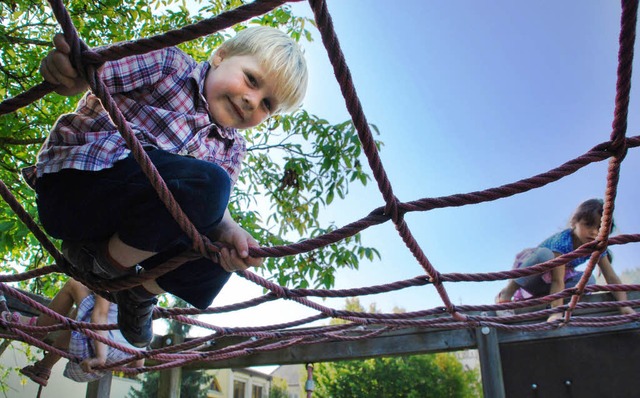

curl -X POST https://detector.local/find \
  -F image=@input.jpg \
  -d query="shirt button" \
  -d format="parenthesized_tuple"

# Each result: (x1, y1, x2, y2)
(178, 148, 188, 156)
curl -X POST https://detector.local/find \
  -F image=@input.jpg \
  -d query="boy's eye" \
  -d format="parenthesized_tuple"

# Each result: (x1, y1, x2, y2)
(263, 99, 272, 112)
(246, 72, 257, 87)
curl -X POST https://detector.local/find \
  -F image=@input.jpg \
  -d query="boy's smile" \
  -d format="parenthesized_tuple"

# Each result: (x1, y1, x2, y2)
(204, 52, 277, 129)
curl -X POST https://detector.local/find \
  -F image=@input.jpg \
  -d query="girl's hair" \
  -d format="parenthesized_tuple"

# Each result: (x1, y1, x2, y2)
(211, 26, 308, 114)
(570, 198, 616, 231)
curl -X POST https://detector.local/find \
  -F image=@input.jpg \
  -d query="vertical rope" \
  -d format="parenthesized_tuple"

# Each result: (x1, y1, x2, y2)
(566, 0, 637, 319)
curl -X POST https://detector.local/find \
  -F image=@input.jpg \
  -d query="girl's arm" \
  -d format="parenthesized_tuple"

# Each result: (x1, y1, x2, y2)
(547, 263, 566, 322)
(80, 295, 111, 373)
(598, 254, 634, 315)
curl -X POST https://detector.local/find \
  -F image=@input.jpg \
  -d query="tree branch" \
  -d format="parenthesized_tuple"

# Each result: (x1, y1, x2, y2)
(0, 34, 51, 47)
(0, 137, 44, 146)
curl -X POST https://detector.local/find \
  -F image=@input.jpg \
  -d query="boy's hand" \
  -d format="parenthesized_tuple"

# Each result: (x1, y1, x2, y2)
(40, 33, 89, 96)
(211, 210, 263, 272)
(80, 356, 106, 373)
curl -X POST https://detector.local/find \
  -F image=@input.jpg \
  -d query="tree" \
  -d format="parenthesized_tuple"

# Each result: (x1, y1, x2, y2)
(314, 354, 482, 398)
(315, 299, 482, 398)
(127, 369, 215, 398)
(269, 376, 290, 398)
(620, 267, 640, 284)
(0, 0, 380, 295)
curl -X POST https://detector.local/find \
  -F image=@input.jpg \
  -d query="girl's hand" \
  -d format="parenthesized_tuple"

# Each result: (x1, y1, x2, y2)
(80, 356, 106, 373)
(547, 312, 564, 323)
(40, 33, 89, 96)
(620, 306, 635, 316)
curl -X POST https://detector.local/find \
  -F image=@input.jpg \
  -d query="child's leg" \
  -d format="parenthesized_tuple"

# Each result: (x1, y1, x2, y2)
(37, 279, 89, 327)
(37, 150, 230, 268)
(497, 248, 556, 301)
(513, 248, 555, 297)
(39, 150, 231, 347)
(20, 329, 70, 387)
(152, 255, 230, 310)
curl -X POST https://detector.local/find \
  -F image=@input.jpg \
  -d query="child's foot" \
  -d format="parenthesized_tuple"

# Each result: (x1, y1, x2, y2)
(113, 288, 157, 348)
(61, 240, 134, 281)
(0, 310, 43, 335)
(1, 311, 37, 325)
(20, 363, 51, 387)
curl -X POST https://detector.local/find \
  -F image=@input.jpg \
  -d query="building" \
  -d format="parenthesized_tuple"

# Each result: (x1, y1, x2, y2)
(0, 340, 271, 398)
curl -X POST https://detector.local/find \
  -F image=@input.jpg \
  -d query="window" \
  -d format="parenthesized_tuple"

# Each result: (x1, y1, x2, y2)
(209, 376, 222, 392)
(252, 385, 263, 398)
(233, 380, 246, 398)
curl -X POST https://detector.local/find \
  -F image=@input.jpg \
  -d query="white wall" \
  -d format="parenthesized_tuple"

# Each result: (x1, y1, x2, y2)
(0, 341, 141, 397)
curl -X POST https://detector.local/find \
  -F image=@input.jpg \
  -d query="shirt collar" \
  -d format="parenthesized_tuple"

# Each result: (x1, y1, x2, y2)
(190, 61, 237, 140)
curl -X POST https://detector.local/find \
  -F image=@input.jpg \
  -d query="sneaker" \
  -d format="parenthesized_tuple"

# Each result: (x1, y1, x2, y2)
(113, 289, 156, 348)
(61, 241, 133, 280)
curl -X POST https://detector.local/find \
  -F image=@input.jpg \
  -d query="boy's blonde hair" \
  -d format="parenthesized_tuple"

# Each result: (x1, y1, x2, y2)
(211, 26, 308, 114)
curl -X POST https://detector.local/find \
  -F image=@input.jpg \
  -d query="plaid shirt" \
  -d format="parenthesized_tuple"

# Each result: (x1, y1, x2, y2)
(31, 47, 246, 187)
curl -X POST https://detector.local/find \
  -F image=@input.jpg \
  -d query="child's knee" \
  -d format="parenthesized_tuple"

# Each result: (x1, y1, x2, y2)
(64, 279, 90, 303)
(180, 165, 231, 228)
(525, 247, 555, 266)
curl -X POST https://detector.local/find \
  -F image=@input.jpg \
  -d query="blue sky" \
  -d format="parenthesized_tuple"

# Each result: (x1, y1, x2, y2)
(199, 1, 639, 335)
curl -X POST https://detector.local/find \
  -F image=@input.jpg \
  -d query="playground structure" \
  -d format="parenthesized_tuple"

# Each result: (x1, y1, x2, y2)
(0, 0, 639, 397)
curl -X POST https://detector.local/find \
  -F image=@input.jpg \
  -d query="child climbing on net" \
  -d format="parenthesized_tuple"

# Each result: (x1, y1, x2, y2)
(495, 198, 634, 322)
(0, 278, 143, 387)
(25, 26, 308, 348)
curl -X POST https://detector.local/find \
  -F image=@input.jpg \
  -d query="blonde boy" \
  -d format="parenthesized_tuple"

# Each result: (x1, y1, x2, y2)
(32, 26, 308, 347)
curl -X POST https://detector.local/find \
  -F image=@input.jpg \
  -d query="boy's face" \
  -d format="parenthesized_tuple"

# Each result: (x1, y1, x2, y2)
(205, 52, 277, 129)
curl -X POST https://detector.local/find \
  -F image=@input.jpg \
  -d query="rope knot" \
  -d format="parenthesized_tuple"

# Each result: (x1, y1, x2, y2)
(606, 136, 629, 159)
(272, 285, 290, 299)
(383, 196, 404, 225)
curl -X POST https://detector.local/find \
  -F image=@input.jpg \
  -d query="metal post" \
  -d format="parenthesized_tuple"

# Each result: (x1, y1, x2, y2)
(305, 363, 315, 398)
(475, 326, 506, 398)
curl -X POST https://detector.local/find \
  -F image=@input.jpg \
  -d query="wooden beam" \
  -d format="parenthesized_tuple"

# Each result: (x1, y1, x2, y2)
(183, 292, 640, 369)
(158, 333, 184, 398)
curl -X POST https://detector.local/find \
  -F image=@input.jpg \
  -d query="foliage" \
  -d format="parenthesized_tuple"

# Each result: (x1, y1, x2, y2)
(0, 0, 381, 295)
(314, 354, 482, 398)
(127, 368, 214, 398)
(269, 376, 290, 398)
(620, 266, 640, 284)
(315, 299, 482, 398)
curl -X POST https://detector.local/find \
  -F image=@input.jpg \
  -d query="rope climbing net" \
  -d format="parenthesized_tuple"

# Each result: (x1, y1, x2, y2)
(1, 0, 640, 376)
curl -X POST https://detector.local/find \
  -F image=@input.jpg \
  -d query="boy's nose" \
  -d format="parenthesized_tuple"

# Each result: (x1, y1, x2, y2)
(242, 92, 258, 110)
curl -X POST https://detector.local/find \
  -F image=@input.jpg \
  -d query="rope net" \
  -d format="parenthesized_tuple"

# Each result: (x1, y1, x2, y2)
(0, 0, 639, 376)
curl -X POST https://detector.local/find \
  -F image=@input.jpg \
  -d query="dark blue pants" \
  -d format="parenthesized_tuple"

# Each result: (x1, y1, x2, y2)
(35, 149, 232, 309)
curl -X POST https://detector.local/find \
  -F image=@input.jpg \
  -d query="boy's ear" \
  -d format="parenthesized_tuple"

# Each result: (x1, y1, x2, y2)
(212, 49, 226, 67)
